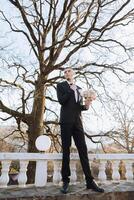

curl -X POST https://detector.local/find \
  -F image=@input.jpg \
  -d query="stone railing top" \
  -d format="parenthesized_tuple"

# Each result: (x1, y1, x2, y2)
(0, 153, 134, 161)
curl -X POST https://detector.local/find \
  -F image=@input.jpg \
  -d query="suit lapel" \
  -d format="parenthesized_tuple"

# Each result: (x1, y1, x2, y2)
(76, 86, 82, 102)
(64, 81, 70, 89)
(64, 81, 77, 102)
(63, 81, 82, 102)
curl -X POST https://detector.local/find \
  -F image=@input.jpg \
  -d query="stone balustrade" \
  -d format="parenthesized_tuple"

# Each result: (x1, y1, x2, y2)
(0, 153, 133, 188)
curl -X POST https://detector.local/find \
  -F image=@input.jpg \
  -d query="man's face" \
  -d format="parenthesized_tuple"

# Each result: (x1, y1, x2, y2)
(64, 68, 74, 81)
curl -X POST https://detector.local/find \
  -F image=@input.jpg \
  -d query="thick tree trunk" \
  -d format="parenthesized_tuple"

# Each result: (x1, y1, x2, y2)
(27, 78, 46, 183)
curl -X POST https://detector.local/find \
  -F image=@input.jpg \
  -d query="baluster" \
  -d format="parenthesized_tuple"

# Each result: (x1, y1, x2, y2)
(35, 160, 47, 187)
(18, 160, 29, 187)
(112, 160, 120, 181)
(70, 161, 77, 184)
(98, 160, 107, 181)
(53, 161, 61, 184)
(125, 160, 133, 181)
(0, 160, 11, 187)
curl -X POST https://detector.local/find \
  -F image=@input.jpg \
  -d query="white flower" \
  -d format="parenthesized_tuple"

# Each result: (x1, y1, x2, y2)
(81, 89, 96, 101)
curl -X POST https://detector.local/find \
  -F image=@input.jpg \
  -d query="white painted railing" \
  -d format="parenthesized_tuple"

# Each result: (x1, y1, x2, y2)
(0, 153, 134, 188)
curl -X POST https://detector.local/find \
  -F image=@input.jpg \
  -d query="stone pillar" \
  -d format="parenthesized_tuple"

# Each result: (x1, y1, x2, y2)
(35, 160, 48, 187)
(98, 160, 107, 181)
(53, 161, 61, 184)
(125, 161, 133, 181)
(0, 160, 11, 187)
(70, 161, 77, 184)
(112, 161, 120, 181)
(18, 160, 29, 187)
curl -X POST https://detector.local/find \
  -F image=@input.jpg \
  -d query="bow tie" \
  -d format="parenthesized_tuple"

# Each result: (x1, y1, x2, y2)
(70, 83, 73, 85)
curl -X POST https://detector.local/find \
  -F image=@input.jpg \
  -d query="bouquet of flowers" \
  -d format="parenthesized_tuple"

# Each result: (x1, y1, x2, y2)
(81, 89, 96, 102)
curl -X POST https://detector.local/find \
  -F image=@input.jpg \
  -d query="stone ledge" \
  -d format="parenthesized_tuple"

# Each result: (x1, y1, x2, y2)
(0, 182, 133, 200)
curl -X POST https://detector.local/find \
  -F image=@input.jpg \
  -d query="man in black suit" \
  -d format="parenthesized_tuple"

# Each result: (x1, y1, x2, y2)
(57, 67, 104, 193)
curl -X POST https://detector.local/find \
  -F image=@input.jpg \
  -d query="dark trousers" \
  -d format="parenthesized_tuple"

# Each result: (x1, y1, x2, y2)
(60, 118, 94, 183)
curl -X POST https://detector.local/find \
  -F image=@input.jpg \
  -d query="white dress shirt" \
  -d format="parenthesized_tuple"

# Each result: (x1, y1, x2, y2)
(67, 81, 79, 102)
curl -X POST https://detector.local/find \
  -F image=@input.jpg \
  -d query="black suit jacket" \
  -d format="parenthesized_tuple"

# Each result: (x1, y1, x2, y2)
(57, 81, 87, 123)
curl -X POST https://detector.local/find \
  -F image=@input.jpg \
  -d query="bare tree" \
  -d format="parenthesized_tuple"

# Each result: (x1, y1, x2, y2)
(0, 0, 134, 181)
(104, 96, 134, 153)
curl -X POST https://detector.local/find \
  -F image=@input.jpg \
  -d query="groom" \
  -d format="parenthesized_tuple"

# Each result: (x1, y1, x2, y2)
(57, 67, 104, 194)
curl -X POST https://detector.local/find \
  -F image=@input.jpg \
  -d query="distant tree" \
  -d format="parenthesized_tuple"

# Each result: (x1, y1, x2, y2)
(101, 96, 134, 153)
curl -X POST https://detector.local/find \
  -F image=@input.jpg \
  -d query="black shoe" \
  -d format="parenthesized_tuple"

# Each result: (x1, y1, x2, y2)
(60, 182, 69, 194)
(86, 180, 104, 193)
